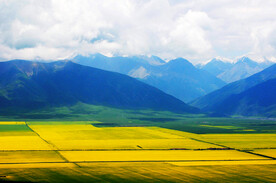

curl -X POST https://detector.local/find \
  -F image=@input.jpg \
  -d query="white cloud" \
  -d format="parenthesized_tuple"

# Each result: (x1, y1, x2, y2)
(0, 0, 276, 63)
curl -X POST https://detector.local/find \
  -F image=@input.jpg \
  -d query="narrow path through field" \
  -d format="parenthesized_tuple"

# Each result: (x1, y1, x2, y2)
(189, 137, 276, 160)
(25, 122, 81, 167)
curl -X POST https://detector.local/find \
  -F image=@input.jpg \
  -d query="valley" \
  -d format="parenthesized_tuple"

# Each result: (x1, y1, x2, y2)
(0, 59, 275, 182)
(1, 1, 276, 182)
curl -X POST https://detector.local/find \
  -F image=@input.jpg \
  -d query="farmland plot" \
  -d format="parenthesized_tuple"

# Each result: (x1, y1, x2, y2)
(28, 124, 219, 150)
(0, 121, 275, 183)
(0, 123, 52, 150)
(0, 151, 64, 164)
(60, 150, 267, 162)
(253, 149, 276, 158)
(199, 134, 276, 149)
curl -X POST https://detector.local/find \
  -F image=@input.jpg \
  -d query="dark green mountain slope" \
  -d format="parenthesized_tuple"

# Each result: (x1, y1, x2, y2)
(190, 63, 276, 112)
(215, 78, 276, 117)
(0, 60, 198, 113)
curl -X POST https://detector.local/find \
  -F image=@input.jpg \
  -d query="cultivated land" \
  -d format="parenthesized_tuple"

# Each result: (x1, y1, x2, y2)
(0, 117, 276, 182)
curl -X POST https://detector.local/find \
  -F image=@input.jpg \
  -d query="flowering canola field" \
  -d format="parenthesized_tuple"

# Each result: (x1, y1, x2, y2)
(28, 124, 220, 150)
(0, 121, 275, 182)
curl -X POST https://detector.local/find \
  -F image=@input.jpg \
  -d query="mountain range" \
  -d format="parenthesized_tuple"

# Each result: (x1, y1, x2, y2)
(200, 57, 274, 83)
(0, 60, 198, 114)
(73, 54, 225, 102)
(191, 63, 276, 117)
(1, 55, 275, 118)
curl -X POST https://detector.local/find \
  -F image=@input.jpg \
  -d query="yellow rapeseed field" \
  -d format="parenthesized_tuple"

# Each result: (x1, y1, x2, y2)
(199, 134, 276, 149)
(145, 127, 200, 138)
(59, 150, 266, 162)
(0, 121, 275, 182)
(0, 122, 26, 125)
(0, 151, 65, 164)
(169, 160, 276, 166)
(0, 123, 53, 150)
(0, 136, 53, 150)
(29, 125, 182, 140)
(51, 138, 219, 150)
(253, 149, 276, 158)
(28, 124, 218, 150)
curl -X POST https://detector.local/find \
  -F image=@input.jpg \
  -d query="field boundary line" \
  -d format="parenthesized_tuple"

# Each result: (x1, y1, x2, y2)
(25, 122, 58, 150)
(189, 138, 231, 148)
(238, 150, 276, 160)
(189, 137, 276, 160)
(24, 122, 81, 168)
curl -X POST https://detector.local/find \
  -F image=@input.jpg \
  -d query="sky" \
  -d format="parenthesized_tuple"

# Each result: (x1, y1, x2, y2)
(1, 0, 276, 64)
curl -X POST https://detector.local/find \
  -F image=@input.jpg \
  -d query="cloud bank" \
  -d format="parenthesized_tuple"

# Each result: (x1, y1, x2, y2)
(1, 0, 276, 63)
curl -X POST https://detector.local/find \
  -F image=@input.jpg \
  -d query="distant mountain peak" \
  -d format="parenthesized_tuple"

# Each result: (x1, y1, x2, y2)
(201, 56, 274, 83)
(236, 56, 258, 64)
(212, 56, 233, 63)
(148, 55, 166, 65)
(201, 58, 233, 77)
(237, 56, 252, 62)
(209, 58, 223, 63)
(131, 55, 165, 66)
(235, 57, 259, 68)
(168, 58, 193, 66)
(207, 58, 232, 65)
(165, 58, 195, 72)
(73, 53, 107, 60)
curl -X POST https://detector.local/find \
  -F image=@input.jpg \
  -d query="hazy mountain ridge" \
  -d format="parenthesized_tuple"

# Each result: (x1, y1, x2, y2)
(74, 54, 225, 102)
(0, 60, 198, 114)
(201, 57, 274, 83)
(140, 58, 226, 102)
(200, 58, 234, 76)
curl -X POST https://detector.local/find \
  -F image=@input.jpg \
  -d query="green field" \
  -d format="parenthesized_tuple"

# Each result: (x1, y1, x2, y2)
(2, 103, 276, 134)
(0, 118, 275, 182)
